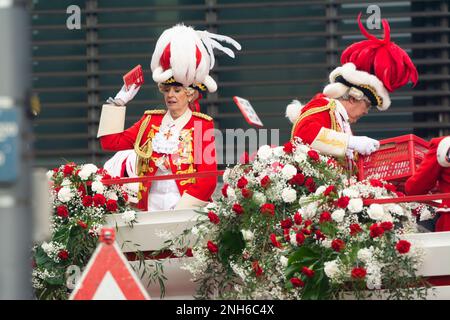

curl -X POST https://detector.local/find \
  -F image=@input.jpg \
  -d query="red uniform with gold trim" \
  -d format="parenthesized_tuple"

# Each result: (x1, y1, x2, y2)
(405, 137, 450, 232)
(100, 109, 217, 211)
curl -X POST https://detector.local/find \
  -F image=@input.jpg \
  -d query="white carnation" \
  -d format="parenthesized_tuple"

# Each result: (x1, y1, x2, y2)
(78, 164, 97, 180)
(331, 209, 345, 223)
(273, 146, 285, 157)
(91, 180, 105, 194)
(253, 192, 267, 205)
(257, 145, 272, 160)
(303, 202, 318, 219)
(121, 210, 136, 223)
(57, 187, 73, 203)
(367, 204, 384, 221)
(281, 164, 297, 180)
(324, 260, 340, 279)
(348, 198, 363, 213)
(357, 248, 373, 263)
(241, 229, 254, 241)
(281, 188, 297, 203)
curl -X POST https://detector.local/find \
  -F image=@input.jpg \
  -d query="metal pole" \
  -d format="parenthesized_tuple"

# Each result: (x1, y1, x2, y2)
(0, 0, 33, 299)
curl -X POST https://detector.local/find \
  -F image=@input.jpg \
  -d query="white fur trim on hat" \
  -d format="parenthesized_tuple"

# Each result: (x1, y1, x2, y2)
(326, 63, 391, 111)
(285, 100, 303, 124)
(437, 137, 450, 167)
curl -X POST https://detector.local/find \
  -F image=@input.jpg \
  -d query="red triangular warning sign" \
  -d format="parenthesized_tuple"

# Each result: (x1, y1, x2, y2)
(69, 228, 150, 300)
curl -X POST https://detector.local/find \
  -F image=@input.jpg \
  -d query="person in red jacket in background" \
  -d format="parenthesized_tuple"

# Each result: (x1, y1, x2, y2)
(97, 24, 241, 211)
(405, 137, 450, 232)
(286, 14, 418, 173)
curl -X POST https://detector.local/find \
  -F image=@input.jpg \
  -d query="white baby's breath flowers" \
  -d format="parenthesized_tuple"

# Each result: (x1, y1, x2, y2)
(105, 190, 118, 201)
(257, 145, 272, 160)
(343, 188, 360, 199)
(281, 188, 297, 203)
(419, 207, 433, 221)
(272, 146, 285, 157)
(61, 179, 71, 186)
(331, 209, 345, 223)
(46, 170, 54, 180)
(348, 198, 363, 213)
(280, 256, 288, 268)
(253, 191, 267, 205)
(121, 210, 136, 223)
(315, 186, 327, 196)
(226, 186, 236, 200)
(281, 164, 297, 180)
(57, 187, 73, 203)
(367, 203, 385, 221)
(293, 152, 307, 163)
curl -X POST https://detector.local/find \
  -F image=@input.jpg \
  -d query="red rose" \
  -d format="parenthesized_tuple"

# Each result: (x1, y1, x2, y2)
(260, 176, 271, 188)
(280, 218, 293, 229)
(270, 234, 282, 248)
(289, 173, 305, 186)
(106, 199, 118, 212)
(349, 223, 362, 236)
(221, 184, 229, 197)
(82, 195, 93, 207)
(58, 250, 69, 260)
(93, 194, 106, 207)
(351, 267, 367, 279)
(369, 179, 383, 188)
(301, 266, 315, 278)
(304, 220, 313, 227)
(241, 188, 253, 199)
(77, 220, 87, 229)
(336, 196, 350, 209)
(237, 177, 248, 189)
(290, 277, 305, 288)
(63, 164, 75, 177)
(207, 241, 218, 254)
(331, 239, 345, 252)
(260, 203, 275, 216)
(208, 211, 220, 225)
(396, 240, 411, 254)
(323, 185, 336, 197)
(296, 232, 305, 245)
(305, 177, 316, 192)
(56, 205, 69, 218)
(315, 229, 326, 241)
(384, 183, 397, 192)
(294, 212, 303, 225)
(307, 150, 320, 161)
(319, 211, 332, 223)
(252, 261, 263, 277)
(232, 203, 244, 215)
(369, 223, 385, 238)
(380, 221, 393, 231)
(283, 141, 294, 154)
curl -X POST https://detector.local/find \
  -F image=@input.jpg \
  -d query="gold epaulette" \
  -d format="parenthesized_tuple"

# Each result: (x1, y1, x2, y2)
(144, 109, 166, 115)
(192, 111, 213, 122)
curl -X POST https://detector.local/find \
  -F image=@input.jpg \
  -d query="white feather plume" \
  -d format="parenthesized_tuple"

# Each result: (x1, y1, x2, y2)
(285, 99, 304, 123)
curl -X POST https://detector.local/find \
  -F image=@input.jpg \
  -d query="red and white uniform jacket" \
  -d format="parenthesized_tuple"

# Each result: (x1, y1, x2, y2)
(405, 136, 450, 232)
(98, 105, 217, 211)
(290, 93, 355, 171)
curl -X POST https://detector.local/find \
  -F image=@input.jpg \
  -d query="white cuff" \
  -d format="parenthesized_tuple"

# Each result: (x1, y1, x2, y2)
(311, 127, 349, 158)
(97, 104, 126, 138)
(437, 137, 450, 167)
(174, 192, 208, 210)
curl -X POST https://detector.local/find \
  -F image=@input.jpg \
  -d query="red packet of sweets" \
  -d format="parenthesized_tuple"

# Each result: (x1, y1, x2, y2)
(123, 65, 144, 90)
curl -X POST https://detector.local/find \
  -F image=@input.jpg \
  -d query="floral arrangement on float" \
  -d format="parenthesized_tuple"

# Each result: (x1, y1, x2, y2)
(176, 139, 431, 300)
(32, 163, 138, 300)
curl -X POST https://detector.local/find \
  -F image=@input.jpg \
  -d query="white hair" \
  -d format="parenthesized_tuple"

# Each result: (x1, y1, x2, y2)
(323, 83, 370, 104)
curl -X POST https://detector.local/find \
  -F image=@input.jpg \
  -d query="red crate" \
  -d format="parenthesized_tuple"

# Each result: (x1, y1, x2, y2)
(357, 134, 429, 185)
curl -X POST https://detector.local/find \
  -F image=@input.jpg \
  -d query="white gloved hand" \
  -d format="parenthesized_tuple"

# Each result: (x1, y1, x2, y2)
(112, 84, 141, 106)
(348, 135, 380, 155)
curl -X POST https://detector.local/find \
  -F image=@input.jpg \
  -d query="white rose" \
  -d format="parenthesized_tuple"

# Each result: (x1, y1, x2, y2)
(257, 145, 272, 160)
(343, 188, 360, 199)
(91, 180, 105, 194)
(324, 260, 340, 279)
(293, 152, 307, 163)
(331, 209, 345, 223)
(280, 256, 288, 267)
(348, 198, 363, 213)
(281, 164, 297, 180)
(121, 210, 136, 223)
(367, 204, 384, 221)
(273, 146, 285, 157)
(357, 248, 373, 263)
(314, 186, 326, 196)
(57, 187, 73, 203)
(241, 229, 254, 241)
(253, 191, 267, 205)
(281, 188, 297, 203)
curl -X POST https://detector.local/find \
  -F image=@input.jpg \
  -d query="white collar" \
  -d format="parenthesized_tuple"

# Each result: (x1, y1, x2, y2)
(161, 108, 192, 132)
(333, 99, 350, 122)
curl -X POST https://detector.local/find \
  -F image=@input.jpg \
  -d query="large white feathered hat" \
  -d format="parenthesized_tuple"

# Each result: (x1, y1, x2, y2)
(150, 24, 241, 93)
